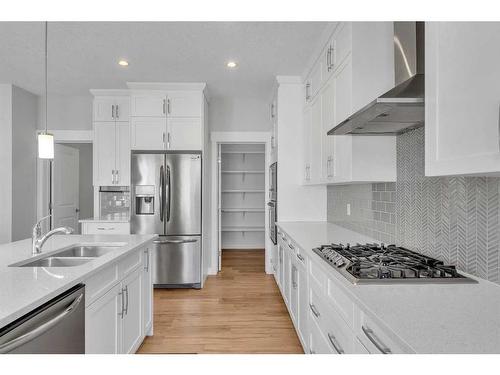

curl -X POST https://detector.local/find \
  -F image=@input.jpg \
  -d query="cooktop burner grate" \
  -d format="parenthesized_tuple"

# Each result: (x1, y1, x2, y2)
(312, 243, 476, 284)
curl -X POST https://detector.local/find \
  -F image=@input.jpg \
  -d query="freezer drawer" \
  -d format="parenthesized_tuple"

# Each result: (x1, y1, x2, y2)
(152, 235, 201, 288)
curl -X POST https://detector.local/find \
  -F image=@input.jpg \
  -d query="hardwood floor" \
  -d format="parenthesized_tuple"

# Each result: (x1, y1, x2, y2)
(137, 249, 303, 354)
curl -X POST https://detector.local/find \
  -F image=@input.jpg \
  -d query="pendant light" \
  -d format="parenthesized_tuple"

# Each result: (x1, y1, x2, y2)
(38, 21, 54, 159)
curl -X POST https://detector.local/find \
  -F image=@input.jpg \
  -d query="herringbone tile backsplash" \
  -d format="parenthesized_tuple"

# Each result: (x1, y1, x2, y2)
(327, 127, 500, 283)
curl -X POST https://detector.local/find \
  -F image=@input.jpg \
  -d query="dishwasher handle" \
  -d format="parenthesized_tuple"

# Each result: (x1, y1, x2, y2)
(0, 293, 84, 354)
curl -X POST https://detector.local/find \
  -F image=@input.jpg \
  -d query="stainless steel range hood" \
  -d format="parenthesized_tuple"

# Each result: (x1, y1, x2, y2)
(328, 22, 425, 136)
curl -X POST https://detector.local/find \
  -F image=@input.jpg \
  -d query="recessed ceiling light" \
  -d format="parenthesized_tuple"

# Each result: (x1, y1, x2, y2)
(118, 60, 129, 67)
(226, 61, 238, 68)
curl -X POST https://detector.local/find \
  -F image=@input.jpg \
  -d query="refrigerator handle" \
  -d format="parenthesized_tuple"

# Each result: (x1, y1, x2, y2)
(166, 165, 171, 222)
(159, 165, 164, 222)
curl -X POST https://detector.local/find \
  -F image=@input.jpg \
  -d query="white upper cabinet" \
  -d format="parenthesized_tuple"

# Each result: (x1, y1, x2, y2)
(114, 97, 131, 122)
(167, 91, 202, 117)
(309, 96, 323, 182)
(131, 94, 167, 117)
(302, 105, 312, 182)
(321, 79, 335, 181)
(129, 87, 205, 151)
(115, 122, 131, 185)
(94, 97, 116, 122)
(94, 96, 130, 122)
(94, 122, 117, 186)
(168, 118, 202, 150)
(307, 60, 323, 102)
(301, 22, 397, 185)
(130, 117, 166, 150)
(94, 121, 131, 186)
(425, 22, 500, 176)
(92, 92, 131, 187)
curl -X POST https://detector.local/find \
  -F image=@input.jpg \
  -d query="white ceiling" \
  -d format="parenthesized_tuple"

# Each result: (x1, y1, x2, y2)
(0, 22, 329, 99)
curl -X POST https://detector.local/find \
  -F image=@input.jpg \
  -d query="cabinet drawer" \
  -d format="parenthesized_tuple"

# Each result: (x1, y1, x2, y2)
(309, 259, 326, 292)
(118, 249, 143, 279)
(85, 263, 119, 306)
(309, 287, 355, 354)
(308, 313, 334, 354)
(83, 222, 130, 235)
(326, 276, 355, 329)
(355, 310, 413, 354)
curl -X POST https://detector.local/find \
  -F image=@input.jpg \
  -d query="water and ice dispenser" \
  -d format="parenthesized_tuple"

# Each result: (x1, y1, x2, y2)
(135, 185, 155, 215)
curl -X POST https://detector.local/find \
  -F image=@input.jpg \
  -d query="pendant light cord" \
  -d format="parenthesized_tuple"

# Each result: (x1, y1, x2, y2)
(45, 21, 48, 134)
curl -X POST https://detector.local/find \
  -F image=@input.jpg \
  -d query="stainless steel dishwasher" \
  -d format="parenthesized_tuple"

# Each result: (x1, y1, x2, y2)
(0, 284, 85, 354)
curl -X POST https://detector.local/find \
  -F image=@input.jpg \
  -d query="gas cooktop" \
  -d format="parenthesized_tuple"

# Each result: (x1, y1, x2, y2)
(312, 243, 477, 284)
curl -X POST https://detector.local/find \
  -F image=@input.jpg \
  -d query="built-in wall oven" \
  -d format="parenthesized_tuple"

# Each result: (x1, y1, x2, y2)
(268, 162, 277, 245)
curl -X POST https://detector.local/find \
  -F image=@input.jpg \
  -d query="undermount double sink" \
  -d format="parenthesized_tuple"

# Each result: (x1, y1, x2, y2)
(12, 244, 126, 268)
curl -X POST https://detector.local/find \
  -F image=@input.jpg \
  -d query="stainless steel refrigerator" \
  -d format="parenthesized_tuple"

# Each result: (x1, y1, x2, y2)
(130, 151, 202, 288)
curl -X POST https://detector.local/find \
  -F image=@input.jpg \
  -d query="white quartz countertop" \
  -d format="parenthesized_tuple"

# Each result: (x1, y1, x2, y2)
(0, 234, 155, 328)
(79, 217, 130, 223)
(276, 221, 500, 354)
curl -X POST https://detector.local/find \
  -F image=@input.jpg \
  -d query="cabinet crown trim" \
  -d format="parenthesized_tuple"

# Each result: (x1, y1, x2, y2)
(89, 89, 131, 96)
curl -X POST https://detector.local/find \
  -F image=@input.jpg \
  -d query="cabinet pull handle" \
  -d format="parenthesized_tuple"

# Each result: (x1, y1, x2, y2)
(116, 170, 119, 184)
(309, 303, 320, 318)
(326, 47, 331, 72)
(111, 104, 115, 119)
(118, 290, 124, 319)
(297, 253, 305, 262)
(362, 326, 391, 354)
(144, 250, 149, 271)
(162, 99, 166, 114)
(97, 227, 115, 230)
(330, 46, 335, 70)
(305, 83, 311, 101)
(167, 99, 171, 114)
(288, 243, 294, 250)
(327, 333, 344, 354)
(115, 104, 119, 119)
(123, 286, 129, 315)
(167, 132, 171, 149)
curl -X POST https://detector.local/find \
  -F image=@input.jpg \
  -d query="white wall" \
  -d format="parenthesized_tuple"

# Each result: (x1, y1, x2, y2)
(0, 84, 13, 244)
(0, 84, 39, 243)
(11, 86, 38, 241)
(276, 80, 326, 221)
(38, 94, 92, 130)
(209, 96, 271, 132)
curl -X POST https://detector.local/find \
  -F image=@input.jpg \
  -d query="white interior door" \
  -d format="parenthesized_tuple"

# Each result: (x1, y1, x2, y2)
(217, 143, 222, 272)
(53, 144, 79, 232)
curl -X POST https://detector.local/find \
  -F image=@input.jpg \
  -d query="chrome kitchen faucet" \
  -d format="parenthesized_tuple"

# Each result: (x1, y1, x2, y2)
(32, 215, 74, 255)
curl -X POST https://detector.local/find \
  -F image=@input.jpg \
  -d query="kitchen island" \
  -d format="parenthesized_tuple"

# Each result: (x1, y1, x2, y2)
(0, 234, 155, 353)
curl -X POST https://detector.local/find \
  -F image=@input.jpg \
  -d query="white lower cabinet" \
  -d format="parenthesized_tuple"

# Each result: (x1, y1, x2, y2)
(142, 247, 153, 335)
(85, 245, 153, 354)
(275, 228, 411, 355)
(121, 267, 143, 354)
(81, 222, 130, 235)
(85, 284, 123, 354)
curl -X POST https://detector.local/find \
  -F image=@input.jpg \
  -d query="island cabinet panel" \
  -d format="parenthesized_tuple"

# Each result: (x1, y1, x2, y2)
(121, 267, 143, 354)
(84, 245, 152, 354)
(85, 284, 122, 354)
